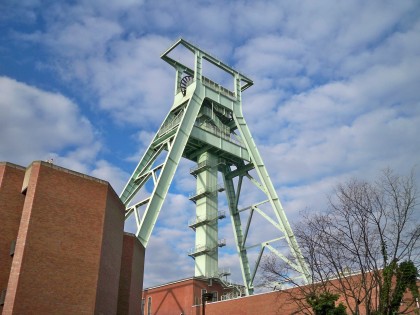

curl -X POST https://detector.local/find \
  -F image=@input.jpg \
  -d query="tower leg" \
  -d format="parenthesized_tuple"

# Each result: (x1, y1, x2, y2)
(232, 103, 310, 283)
(120, 88, 203, 247)
(222, 165, 253, 295)
(194, 152, 218, 278)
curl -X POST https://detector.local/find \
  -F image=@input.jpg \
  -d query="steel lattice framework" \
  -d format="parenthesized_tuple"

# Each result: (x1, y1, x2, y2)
(120, 39, 310, 295)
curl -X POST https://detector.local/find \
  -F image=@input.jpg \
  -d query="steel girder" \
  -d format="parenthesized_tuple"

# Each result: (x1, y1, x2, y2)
(120, 39, 310, 294)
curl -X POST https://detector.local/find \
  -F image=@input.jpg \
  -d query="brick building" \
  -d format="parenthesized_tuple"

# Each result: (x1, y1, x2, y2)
(0, 163, 26, 307)
(142, 277, 245, 315)
(0, 161, 145, 314)
(143, 274, 420, 315)
(1, 160, 418, 314)
(142, 278, 305, 315)
(118, 233, 146, 315)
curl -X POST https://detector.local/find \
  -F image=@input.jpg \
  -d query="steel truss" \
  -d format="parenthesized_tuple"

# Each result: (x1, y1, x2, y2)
(120, 39, 310, 295)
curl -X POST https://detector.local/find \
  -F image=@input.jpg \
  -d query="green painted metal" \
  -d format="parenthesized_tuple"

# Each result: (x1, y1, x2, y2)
(136, 92, 203, 246)
(221, 165, 253, 295)
(192, 151, 219, 278)
(231, 74, 311, 283)
(120, 38, 310, 295)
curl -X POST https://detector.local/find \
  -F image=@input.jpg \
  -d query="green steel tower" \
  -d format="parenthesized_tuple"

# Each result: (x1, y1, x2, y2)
(120, 39, 310, 295)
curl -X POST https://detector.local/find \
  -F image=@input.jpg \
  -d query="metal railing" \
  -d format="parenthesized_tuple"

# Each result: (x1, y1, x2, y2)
(188, 245, 212, 256)
(189, 160, 212, 175)
(214, 268, 231, 278)
(158, 112, 183, 137)
(188, 211, 226, 228)
(202, 76, 236, 99)
(188, 239, 227, 257)
(194, 121, 245, 147)
(188, 184, 225, 201)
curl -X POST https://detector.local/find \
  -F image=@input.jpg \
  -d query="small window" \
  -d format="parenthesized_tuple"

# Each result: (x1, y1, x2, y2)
(0, 289, 6, 306)
(147, 296, 152, 315)
(201, 289, 207, 303)
(141, 298, 145, 315)
(212, 291, 218, 302)
(10, 239, 16, 256)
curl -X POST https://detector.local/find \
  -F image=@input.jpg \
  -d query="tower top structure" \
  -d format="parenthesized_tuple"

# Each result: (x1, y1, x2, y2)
(161, 38, 253, 92)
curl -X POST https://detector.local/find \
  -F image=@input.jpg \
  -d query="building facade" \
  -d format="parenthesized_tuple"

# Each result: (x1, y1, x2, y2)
(0, 163, 26, 308)
(0, 161, 145, 314)
(143, 274, 420, 315)
(142, 277, 244, 315)
(1, 160, 418, 314)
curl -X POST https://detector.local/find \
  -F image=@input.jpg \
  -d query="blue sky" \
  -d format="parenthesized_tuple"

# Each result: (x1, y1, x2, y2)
(1, 0, 420, 288)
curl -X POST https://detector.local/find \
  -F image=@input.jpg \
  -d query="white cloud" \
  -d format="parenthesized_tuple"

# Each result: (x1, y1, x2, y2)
(144, 226, 195, 287)
(0, 76, 98, 168)
(57, 34, 173, 127)
(91, 159, 130, 193)
(143, 207, 195, 287)
(3, 0, 420, 291)
(0, 77, 130, 193)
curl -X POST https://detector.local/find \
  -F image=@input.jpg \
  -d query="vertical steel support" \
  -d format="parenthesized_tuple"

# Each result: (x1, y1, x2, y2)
(120, 111, 172, 206)
(120, 50, 204, 247)
(136, 92, 202, 246)
(222, 165, 253, 295)
(194, 152, 218, 277)
(231, 75, 310, 282)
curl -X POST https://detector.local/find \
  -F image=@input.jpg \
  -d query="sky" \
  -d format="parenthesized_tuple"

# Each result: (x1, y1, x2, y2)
(1, 0, 420, 289)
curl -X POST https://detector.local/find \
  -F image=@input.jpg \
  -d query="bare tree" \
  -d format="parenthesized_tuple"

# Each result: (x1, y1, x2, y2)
(261, 168, 420, 315)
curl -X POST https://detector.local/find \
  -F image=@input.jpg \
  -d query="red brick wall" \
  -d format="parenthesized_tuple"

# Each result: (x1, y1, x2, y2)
(2, 161, 125, 314)
(202, 277, 420, 315)
(192, 279, 226, 307)
(117, 233, 146, 315)
(143, 273, 420, 315)
(0, 163, 25, 310)
(143, 278, 233, 315)
(143, 279, 195, 315)
(202, 289, 299, 315)
(95, 184, 125, 314)
(144, 281, 314, 315)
